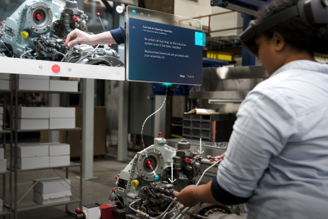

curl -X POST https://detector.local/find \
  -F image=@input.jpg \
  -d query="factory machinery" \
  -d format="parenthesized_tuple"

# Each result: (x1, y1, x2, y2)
(75, 134, 238, 219)
(0, 0, 123, 66)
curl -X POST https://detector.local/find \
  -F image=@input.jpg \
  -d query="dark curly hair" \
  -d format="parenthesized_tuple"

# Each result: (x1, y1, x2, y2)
(256, 0, 328, 54)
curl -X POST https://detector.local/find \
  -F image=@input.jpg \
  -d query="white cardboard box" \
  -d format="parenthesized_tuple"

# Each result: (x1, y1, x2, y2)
(0, 80, 10, 90)
(0, 159, 6, 173)
(16, 156, 49, 170)
(47, 143, 70, 156)
(17, 143, 49, 158)
(33, 190, 71, 205)
(15, 107, 49, 119)
(49, 156, 70, 167)
(0, 107, 3, 114)
(0, 73, 10, 80)
(33, 177, 71, 194)
(0, 148, 4, 160)
(18, 78, 49, 91)
(20, 75, 49, 80)
(50, 80, 78, 92)
(14, 119, 49, 130)
(49, 118, 75, 129)
(49, 108, 75, 118)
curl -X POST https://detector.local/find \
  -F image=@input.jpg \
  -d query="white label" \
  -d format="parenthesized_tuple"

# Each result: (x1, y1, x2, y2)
(118, 188, 125, 193)
(5, 35, 12, 41)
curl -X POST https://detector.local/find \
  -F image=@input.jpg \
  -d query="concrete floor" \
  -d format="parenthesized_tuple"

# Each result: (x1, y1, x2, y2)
(1, 158, 132, 219)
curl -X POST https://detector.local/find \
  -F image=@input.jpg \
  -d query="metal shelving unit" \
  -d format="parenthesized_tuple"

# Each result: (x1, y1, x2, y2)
(10, 74, 83, 219)
(1, 88, 13, 218)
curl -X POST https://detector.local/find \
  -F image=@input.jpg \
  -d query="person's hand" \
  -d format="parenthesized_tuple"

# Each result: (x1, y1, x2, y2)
(65, 29, 93, 48)
(210, 152, 226, 163)
(172, 185, 200, 207)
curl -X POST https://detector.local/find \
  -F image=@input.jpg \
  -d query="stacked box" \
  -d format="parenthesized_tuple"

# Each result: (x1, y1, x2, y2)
(18, 75, 50, 91)
(46, 142, 70, 167)
(49, 108, 75, 129)
(0, 199, 3, 212)
(33, 177, 72, 205)
(13, 107, 49, 130)
(15, 143, 49, 170)
(0, 148, 6, 173)
(0, 73, 10, 90)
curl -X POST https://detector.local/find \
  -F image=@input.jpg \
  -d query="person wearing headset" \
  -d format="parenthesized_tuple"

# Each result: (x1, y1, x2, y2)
(65, 26, 125, 48)
(173, 0, 328, 218)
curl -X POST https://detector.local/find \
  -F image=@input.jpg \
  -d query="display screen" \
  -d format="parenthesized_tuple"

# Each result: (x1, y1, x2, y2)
(126, 6, 205, 85)
(0, 0, 125, 81)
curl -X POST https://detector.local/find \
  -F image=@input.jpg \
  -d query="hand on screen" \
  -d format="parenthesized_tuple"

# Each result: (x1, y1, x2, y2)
(209, 152, 226, 163)
(65, 29, 92, 48)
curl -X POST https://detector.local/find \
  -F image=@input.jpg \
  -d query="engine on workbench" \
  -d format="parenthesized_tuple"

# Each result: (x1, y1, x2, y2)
(75, 136, 224, 219)
(0, 0, 122, 66)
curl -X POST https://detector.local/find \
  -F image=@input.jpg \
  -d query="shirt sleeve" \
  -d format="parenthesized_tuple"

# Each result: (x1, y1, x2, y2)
(110, 26, 125, 44)
(216, 89, 298, 198)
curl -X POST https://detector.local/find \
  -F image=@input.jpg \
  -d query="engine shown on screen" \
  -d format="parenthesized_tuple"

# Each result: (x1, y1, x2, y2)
(0, 0, 123, 67)
(75, 137, 237, 219)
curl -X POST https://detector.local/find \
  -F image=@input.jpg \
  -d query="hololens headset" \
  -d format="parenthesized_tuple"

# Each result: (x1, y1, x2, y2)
(239, 0, 328, 56)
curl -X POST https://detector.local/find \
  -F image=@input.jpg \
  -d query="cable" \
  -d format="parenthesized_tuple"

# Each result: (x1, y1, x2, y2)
(141, 87, 168, 148)
(20, 49, 33, 59)
(196, 160, 220, 186)
(0, 40, 12, 56)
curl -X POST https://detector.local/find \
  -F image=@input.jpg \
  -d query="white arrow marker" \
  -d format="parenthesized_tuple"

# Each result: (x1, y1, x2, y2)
(168, 162, 176, 183)
(198, 138, 204, 154)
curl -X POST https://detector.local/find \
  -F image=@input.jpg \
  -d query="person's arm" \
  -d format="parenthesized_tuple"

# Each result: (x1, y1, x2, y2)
(65, 26, 125, 48)
(173, 181, 222, 207)
(174, 88, 297, 207)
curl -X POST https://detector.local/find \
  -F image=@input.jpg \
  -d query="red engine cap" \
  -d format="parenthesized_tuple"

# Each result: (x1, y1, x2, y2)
(35, 13, 42, 21)
(158, 132, 162, 137)
(62, 9, 65, 12)
(175, 187, 178, 190)
(96, 12, 101, 17)
(75, 207, 82, 214)
(115, 175, 118, 179)
(146, 160, 153, 168)
(0, 21, 3, 25)
(185, 158, 191, 163)
(112, 188, 115, 192)
(108, 44, 113, 48)
(74, 16, 78, 21)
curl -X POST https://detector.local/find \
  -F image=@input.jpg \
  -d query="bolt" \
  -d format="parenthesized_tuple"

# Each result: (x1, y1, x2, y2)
(158, 152, 161, 155)
(142, 153, 145, 157)
(47, 25, 50, 28)
(31, 7, 35, 10)
(31, 26, 35, 30)
(142, 174, 145, 177)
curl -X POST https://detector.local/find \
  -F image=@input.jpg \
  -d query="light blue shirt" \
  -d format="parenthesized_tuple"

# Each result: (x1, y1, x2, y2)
(217, 60, 328, 219)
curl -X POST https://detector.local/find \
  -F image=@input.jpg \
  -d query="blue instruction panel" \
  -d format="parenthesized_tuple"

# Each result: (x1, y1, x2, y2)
(126, 7, 204, 85)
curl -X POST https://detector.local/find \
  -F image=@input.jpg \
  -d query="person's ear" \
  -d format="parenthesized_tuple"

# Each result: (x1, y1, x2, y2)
(273, 32, 285, 52)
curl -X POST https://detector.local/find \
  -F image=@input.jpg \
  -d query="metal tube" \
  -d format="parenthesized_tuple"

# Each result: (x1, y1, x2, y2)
(80, 80, 83, 209)
(14, 74, 18, 219)
(9, 82, 13, 218)
(192, 10, 234, 19)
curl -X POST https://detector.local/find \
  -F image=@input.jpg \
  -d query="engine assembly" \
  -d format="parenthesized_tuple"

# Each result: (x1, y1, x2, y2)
(75, 136, 240, 219)
(0, 0, 123, 66)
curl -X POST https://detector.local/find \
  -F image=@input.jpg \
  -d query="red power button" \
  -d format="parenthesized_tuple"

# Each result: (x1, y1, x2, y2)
(52, 65, 60, 73)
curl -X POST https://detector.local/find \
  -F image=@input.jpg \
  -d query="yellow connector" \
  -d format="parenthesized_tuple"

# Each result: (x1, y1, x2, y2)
(131, 179, 139, 188)
(20, 31, 29, 39)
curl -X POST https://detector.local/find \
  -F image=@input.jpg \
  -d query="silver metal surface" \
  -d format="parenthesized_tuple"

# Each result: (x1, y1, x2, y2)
(82, 78, 95, 180)
(137, 148, 164, 181)
(26, 2, 53, 34)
